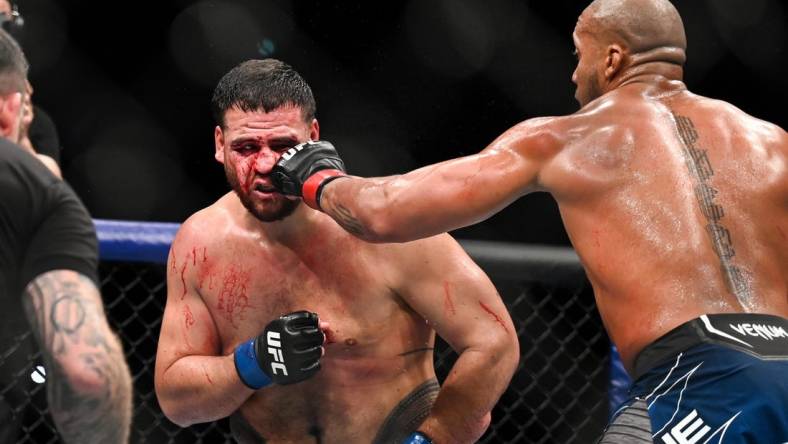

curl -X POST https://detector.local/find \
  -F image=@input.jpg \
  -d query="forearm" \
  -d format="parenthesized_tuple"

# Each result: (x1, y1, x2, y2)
(320, 166, 472, 243)
(320, 151, 525, 243)
(418, 348, 515, 443)
(24, 271, 133, 444)
(157, 354, 254, 426)
(320, 175, 398, 242)
(47, 333, 133, 444)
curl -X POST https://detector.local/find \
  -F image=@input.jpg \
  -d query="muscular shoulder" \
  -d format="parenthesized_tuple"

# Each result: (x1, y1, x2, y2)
(675, 93, 787, 155)
(491, 116, 576, 160)
(173, 193, 238, 251)
(505, 95, 645, 156)
(712, 99, 787, 151)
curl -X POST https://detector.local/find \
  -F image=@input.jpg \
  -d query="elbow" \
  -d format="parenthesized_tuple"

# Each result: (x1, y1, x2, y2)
(59, 362, 106, 396)
(159, 400, 196, 428)
(154, 376, 197, 427)
(488, 329, 521, 378)
(359, 212, 403, 243)
(333, 177, 424, 243)
(354, 200, 416, 244)
(57, 352, 131, 399)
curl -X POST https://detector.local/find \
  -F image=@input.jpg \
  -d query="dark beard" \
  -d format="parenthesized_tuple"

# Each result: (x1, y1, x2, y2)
(226, 169, 299, 222)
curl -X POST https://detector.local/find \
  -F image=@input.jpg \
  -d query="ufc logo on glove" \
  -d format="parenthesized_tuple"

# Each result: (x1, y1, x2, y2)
(266, 331, 288, 375)
(282, 142, 313, 161)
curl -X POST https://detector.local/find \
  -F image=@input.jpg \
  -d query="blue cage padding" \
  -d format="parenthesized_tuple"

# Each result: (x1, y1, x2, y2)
(93, 219, 633, 417)
(95, 218, 179, 264)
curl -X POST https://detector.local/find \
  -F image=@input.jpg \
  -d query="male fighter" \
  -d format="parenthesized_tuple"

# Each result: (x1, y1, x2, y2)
(0, 30, 132, 443)
(272, 0, 788, 441)
(153, 59, 519, 444)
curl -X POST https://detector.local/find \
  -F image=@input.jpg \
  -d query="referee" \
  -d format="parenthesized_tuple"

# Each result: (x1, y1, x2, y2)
(0, 29, 132, 443)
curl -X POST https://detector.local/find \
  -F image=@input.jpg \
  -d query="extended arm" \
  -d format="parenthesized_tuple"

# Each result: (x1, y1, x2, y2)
(391, 236, 520, 443)
(23, 270, 133, 444)
(272, 118, 562, 243)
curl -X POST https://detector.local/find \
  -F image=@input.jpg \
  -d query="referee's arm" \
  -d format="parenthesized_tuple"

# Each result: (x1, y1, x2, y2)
(21, 187, 133, 444)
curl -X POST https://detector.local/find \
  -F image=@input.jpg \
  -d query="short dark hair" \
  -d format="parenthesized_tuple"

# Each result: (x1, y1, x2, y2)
(0, 28, 27, 95)
(211, 59, 316, 127)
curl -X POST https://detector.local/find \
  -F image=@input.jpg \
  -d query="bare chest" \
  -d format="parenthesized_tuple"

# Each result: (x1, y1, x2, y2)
(187, 238, 396, 352)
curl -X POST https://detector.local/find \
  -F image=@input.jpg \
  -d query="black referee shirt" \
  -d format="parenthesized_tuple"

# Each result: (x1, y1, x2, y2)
(0, 138, 98, 442)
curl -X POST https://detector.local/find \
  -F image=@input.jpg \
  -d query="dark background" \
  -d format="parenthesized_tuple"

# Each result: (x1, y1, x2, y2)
(15, 0, 788, 245)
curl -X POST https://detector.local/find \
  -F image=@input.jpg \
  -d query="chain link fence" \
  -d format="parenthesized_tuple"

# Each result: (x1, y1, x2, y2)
(1, 240, 612, 443)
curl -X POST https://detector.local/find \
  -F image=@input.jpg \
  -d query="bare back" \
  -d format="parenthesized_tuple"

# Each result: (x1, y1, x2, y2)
(542, 83, 788, 370)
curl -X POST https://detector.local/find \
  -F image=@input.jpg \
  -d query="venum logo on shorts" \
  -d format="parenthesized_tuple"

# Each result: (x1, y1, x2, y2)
(729, 323, 788, 341)
(266, 331, 288, 375)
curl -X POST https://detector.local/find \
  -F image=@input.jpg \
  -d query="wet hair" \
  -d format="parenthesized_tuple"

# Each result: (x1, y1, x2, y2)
(211, 58, 316, 127)
(581, 0, 686, 56)
(0, 28, 26, 95)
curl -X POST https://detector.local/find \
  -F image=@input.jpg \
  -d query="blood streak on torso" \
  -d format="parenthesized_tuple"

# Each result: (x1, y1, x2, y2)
(188, 203, 437, 441)
(215, 264, 252, 328)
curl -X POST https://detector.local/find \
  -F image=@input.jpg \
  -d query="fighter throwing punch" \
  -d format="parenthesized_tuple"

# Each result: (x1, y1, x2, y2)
(154, 59, 519, 444)
(272, 0, 788, 441)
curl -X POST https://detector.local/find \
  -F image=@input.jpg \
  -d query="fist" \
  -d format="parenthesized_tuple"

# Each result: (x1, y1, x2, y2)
(255, 311, 324, 385)
(271, 140, 346, 200)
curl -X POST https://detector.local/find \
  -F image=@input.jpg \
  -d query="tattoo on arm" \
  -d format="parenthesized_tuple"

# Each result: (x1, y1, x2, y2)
(331, 204, 367, 237)
(672, 113, 752, 303)
(23, 270, 133, 444)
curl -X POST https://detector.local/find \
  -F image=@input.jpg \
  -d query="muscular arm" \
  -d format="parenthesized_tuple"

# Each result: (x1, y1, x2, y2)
(154, 230, 254, 426)
(320, 118, 562, 242)
(23, 270, 133, 444)
(391, 236, 519, 443)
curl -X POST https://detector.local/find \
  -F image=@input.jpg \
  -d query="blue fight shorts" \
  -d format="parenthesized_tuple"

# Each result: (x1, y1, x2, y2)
(600, 313, 788, 443)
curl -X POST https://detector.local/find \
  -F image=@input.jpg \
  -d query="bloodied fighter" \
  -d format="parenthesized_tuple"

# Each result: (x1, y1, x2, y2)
(153, 59, 519, 444)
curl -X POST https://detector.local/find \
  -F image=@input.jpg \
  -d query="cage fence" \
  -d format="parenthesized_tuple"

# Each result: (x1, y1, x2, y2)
(0, 221, 627, 443)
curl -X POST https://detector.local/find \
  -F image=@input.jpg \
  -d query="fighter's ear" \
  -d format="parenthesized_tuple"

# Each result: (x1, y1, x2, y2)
(604, 44, 625, 81)
(0, 92, 23, 142)
(214, 125, 225, 164)
(309, 118, 320, 141)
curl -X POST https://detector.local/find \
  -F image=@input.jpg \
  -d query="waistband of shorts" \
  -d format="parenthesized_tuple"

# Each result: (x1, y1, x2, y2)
(632, 313, 788, 380)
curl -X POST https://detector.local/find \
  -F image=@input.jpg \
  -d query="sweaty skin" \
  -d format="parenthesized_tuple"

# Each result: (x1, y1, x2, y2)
(154, 107, 518, 443)
(317, 8, 788, 373)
